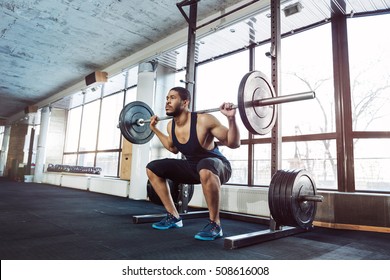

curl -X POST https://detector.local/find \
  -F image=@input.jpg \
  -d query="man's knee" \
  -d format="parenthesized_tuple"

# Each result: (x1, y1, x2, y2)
(199, 169, 218, 184)
(146, 160, 162, 179)
(146, 167, 155, 179)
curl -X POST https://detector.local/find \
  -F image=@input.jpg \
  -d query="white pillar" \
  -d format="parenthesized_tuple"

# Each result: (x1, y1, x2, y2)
(129, 62, 156, 200)
(34, 106, 51, 183)
(0, 125, 11, 176)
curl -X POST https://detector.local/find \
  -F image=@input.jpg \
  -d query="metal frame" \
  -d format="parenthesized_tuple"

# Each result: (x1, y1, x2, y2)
(331, 1, 355, 193)
(132, 0, 315, 250)
(223, 0, 314, 249)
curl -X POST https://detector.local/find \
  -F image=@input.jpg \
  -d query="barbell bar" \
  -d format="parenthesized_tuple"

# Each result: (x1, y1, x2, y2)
(134, 90, 315, 126)
(118, 71, 316, 144)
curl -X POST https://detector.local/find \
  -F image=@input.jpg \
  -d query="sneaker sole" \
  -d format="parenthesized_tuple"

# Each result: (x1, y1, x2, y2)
(194, 231, 223, 241)
(152, 221, 183, 230)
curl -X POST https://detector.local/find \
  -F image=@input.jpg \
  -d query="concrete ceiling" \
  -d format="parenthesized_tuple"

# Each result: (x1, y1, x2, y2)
(2, 0, 389, 123)
(0, 0, 243, 121)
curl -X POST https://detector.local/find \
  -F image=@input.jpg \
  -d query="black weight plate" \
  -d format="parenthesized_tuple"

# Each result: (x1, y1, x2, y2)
(290, 170, 317, 229)
(269, 170, 282, 221)
(172, 182, 194, 207)
(278, 169, 296, 226)
(146, 180, 194, 206)
(284, 169, 299, 226)
(118, 101, 155, 144)
(238, 71, 277, 135)
(271, 170, 288, 225)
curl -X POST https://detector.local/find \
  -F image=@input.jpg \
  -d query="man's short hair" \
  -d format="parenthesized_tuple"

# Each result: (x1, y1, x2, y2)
(170, 87, 191, 107)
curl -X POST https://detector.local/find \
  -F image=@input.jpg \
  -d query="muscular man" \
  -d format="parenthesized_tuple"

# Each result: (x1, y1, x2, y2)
(146, 86, 240, 240)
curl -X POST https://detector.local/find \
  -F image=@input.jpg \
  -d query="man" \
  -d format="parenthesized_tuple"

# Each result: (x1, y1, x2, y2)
(146, 86, 240, 241)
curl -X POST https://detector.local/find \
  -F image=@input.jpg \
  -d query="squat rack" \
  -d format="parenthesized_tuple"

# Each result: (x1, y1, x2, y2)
(133, 0, 315, 249)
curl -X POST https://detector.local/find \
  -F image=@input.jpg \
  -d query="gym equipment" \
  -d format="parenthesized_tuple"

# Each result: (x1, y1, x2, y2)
(118, 70, 315, 144)
(134, 168, 324, 249)
(147, 179, 194, 213)
(118, 101, 155, 145)
(46, 163, 102, 175)
(268, 169, 321, 229)
(223, 169, 323, 249)
(128, 0, 322, 249)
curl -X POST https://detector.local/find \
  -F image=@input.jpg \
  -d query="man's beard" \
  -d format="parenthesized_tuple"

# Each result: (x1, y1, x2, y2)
(166, 104, 182, 117)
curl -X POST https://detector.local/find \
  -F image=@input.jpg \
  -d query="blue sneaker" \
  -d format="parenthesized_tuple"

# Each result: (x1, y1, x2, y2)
(194, 220, 223, 241)
(152, 213, 183, 230)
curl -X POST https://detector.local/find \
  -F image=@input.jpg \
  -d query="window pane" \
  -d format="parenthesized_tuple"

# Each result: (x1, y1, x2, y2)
(79, 100, 100, 152)
(127, 66, 139, 88)
(282, 140, 337, 190)
(98, 92, 124, 150)
(63, 154, 77, 166)
(281, 24, 335, 136)
(77, 152, 95, 167)
(253, 144, 272, 185)
(354, 139, 390, 192)
(125, 87, 137, 105)
(348, 14, 390, 131)
(96, 152, 119, 176)
(196, 51, 249, 139)
(64, 107, 82, 152)
(103, 72, 126, 97)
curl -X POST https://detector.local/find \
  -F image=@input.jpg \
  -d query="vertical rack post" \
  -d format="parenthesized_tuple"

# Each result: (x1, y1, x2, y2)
(269, 0, 283, 231)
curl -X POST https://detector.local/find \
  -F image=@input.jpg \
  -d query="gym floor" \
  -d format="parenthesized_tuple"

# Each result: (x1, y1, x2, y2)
(0, 177, 389, 260)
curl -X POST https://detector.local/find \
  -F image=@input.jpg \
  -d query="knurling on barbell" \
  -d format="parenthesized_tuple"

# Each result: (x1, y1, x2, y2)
(118, 70, 315, 145)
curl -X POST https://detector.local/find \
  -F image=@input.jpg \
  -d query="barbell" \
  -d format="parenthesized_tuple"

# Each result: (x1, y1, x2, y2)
(118, 71, 315, 144)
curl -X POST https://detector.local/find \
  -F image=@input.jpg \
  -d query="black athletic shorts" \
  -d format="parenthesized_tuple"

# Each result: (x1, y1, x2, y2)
(146, 158, 232, 185)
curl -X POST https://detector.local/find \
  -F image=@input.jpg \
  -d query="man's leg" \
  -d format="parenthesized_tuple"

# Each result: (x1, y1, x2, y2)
(194, 158, 231, 240)
(146, 168, 180, 218)
(199, 169, 221, 225)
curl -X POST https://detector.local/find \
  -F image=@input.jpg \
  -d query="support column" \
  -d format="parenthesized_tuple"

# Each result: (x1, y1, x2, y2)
(177, 0, 198, 109)
(185, 2, 197, 103)
(0, 126, 11, 176)
(269, 0, 282, 231)
(34, 106, 51, 183)
(129, 62, 156, 200)
(331, 9, 355, 192)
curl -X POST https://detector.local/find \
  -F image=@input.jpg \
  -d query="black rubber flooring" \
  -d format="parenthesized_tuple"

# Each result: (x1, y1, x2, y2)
(0, 177, 389, 260)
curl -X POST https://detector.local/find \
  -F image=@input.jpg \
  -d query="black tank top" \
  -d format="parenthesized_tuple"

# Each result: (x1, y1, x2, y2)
(171, 112, 227, 163)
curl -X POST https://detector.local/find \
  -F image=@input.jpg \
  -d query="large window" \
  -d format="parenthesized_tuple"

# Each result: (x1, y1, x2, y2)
(64, 106, 82, 153)
(196, 51, 249, 184)
(278, 24, 337, 190)
(348, 14, 390, 192)
(281, 24, 335, 136)
(63, 68, 138, 177)
(79, 100, 100, 152)
(98, 92, 124, 150)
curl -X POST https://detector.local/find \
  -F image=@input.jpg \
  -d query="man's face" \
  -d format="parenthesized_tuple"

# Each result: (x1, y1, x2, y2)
(165, 90, 187, 117)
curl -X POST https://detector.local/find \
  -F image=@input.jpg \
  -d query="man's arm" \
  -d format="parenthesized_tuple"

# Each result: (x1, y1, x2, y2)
(210, 103, 240, 149)
(150, 116, 179, 153)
